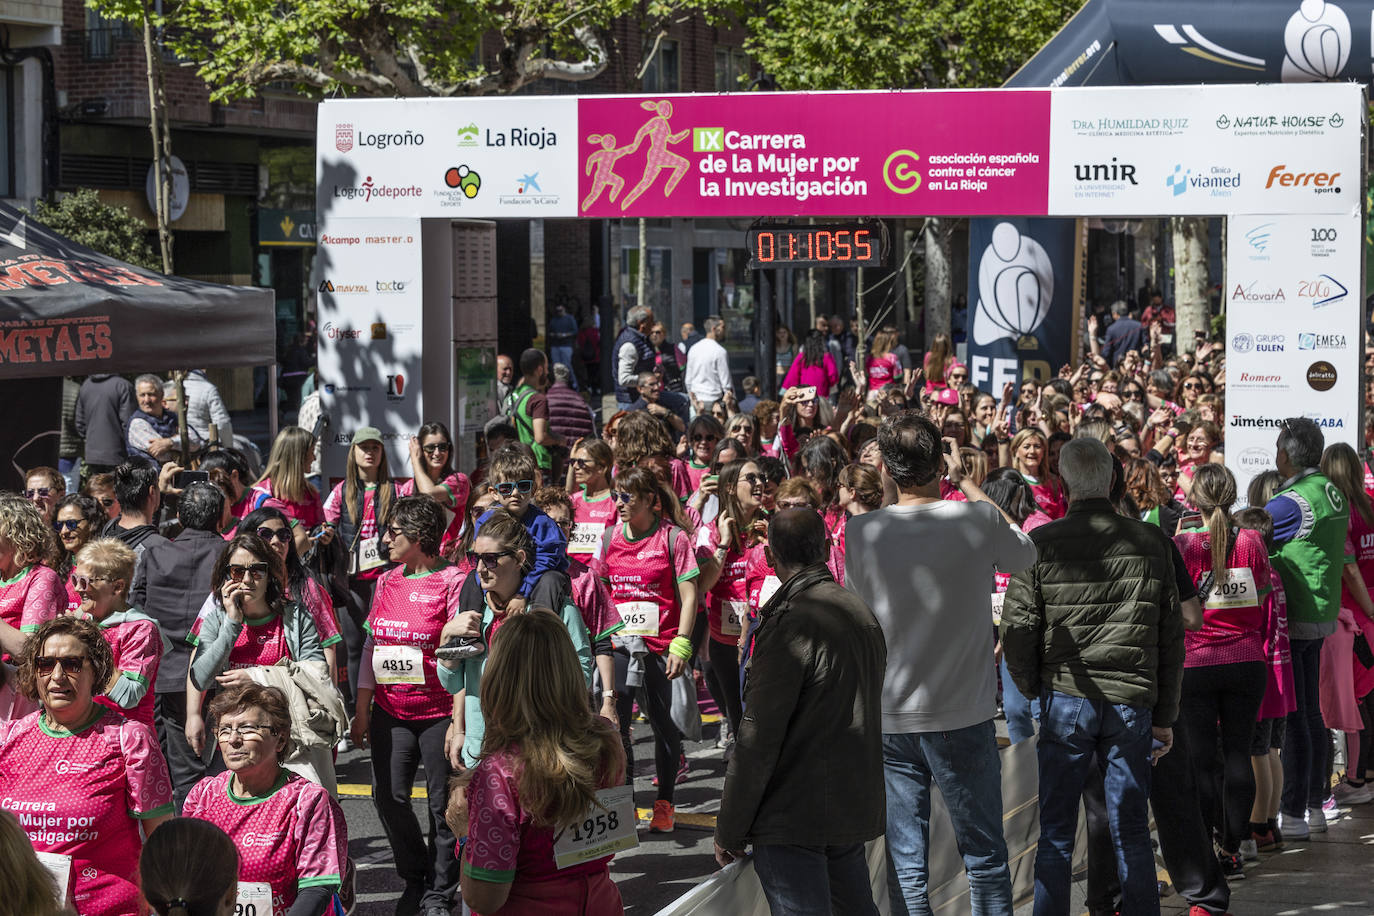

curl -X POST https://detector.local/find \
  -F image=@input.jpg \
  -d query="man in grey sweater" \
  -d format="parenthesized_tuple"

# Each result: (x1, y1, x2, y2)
(845, 412, 1036, 916)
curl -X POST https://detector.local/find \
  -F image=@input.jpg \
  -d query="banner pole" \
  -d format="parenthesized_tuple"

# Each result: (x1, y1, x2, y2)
(268, 364, 280, 445)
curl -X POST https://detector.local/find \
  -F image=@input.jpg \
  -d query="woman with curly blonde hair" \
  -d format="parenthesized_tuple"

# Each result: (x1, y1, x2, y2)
(0, 495, 63, 656)
(450, 610, 626, 915)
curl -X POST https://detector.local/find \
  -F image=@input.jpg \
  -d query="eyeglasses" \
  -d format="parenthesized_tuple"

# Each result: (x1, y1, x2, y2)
(741, 472, 764, 486)
(492, 479, 534, 497)
(96, 497, 115, 508)
(570, 457, 597, 469)
(35, 655, 87, 676)
(1182, 382, 1202, 391)
(54, 519, 84, 533)
(214, 723, 276, 741)
(24, 488, 51, 499)
(255, 526, 292, 544)
(226, 562, 270, 582)
(422, 443, 451, 454)
(384, 525, 407, 539)
(467, 549, 514, 568)
(691, 434, 719, 443)
(611, 491, 635, 504)
(70, 574, 111, 592)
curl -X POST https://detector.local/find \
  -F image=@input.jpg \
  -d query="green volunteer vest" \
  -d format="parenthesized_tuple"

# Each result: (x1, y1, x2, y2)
(511, 383, 550, 471)
(1271, 470, 1348, 625)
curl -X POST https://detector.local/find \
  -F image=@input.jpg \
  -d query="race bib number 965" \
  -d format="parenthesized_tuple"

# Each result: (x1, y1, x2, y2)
(616, 601, 660, 637)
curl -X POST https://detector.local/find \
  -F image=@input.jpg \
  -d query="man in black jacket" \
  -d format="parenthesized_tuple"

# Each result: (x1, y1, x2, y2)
(716, 509, 887, 915)
(74, 373, 135, 473)
(132, 481, 225, 807)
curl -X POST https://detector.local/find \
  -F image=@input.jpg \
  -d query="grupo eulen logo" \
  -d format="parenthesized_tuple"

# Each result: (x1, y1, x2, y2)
(1307, 360, 1338, 391)
(1231, 333, 1253, 353)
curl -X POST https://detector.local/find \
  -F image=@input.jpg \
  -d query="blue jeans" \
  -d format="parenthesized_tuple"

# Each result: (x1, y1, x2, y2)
(1034, 691, 1156, 916)
(1282, 636, 1326, 815)
(1001, 657, 1035, 744)
(753, 843, 879, 916)
(883, 720, 1011, 916)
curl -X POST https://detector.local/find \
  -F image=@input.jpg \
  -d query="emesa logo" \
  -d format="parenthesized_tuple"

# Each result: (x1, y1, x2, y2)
(1266, 164, 1342, 194)
(332, 176, 423, 203)
(1298, 332, 1346, 350)
(1307, 361, 1338, 391)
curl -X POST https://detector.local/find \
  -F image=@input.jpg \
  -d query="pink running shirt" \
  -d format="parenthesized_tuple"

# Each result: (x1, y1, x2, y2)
(569, 491, 617, 560)
(1, 564, 63, 636)
(365, 562, 464, 720)
(189, 612, 290, 670)
(296, 575, 342, 648)
(183, 769, 346, 916)
(569, 557, 621, 642)
(0, 708, 173, 916)
(94, 612, 163, 728)
(596, 521, 698, 656)
(701, 525, 751, 646)
(1174, 527, 1273, 667)
(398, 472, 472, 554)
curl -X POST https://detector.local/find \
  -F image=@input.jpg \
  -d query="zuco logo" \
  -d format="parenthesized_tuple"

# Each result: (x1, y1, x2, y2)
(1231, 333, 1284, 353)
(1298, 332, 1346, 350)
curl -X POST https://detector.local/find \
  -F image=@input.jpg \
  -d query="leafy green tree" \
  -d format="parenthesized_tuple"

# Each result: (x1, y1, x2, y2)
(743, 0, 1084, 90)
(28, 189, 160, 272)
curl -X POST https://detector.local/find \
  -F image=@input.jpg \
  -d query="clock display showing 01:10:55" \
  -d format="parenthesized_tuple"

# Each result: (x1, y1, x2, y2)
(747, 226, 882, 268)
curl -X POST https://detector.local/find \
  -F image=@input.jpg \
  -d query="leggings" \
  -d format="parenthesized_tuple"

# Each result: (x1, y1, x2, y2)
(707, 637, 743, 737)
(1282, 637, 1327, 815)
(341, 577, 376, 711)
(1179, 661, 1266, 852)
(612, 647, 682, 803)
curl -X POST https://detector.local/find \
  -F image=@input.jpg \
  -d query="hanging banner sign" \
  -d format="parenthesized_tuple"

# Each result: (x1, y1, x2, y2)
(317, 83, 1363, 220)
(1224, 212, 1363, 504)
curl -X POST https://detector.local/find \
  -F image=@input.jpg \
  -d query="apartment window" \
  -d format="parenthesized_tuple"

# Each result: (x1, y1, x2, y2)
(642, 40, 679, 93)
(714, 48, 750, 91)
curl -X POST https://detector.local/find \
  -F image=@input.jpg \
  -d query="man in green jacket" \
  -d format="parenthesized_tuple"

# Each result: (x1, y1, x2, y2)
(1002, 438, 1184, 916)
(1263, 417, 1349, 838)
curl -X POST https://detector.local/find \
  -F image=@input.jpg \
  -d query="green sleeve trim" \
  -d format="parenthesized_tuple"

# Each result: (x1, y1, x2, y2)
(362, 621, 373, 637)
(119, 670, 149, 687)
(676, 567, 700, 584)
(19, 624, 38, 633)
(462, 861, 516, 884)
(131, 802, 175, 820)
(594, 621, 626, 642)
(185, 633, 199, 647)
(320, 634, 343, 648)
(296, 875, 342, 890)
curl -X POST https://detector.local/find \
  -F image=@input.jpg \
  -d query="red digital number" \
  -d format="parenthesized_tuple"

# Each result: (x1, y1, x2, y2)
(855, 230, 872, 260)
(815, 231, 832, 261)
(756, 231, 775, 262)
(835, 230, 852, 259)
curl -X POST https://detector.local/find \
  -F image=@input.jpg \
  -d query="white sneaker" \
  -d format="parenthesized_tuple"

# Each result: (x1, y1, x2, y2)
(1307, 805, 1328, 832)
(1238, 838, 1259, 861)
(1279, 811, 1310, 839)
(1332, 780, 1374, 805)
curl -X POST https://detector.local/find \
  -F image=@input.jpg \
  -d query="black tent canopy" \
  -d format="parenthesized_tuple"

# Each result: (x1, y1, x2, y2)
(0, 200, 275, 379)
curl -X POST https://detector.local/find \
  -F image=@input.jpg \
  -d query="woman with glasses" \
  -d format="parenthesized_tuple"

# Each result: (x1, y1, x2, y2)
(250, 426, 328, 555)
(183, 683, 348, 916)
(684, 415, 725, 490)
(0, 495, 63, 657)
(53, 494, 103, 605)
(235, 507, 342, 685)
(0, 616, 173, 915)
(87, 472, 121, 521)
(185, 534, 324, 762)
(595, 468, 699, 834)
(725, 413, 759, 457)
(402, 421, 472, 558)
(1175, 372, 1211, 410)
(566, 438, 617, 564)
(352, 495, 466, 915)
(68, 538, 166, 729)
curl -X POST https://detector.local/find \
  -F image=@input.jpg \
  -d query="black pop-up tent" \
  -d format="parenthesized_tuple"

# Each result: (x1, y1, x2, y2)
(0, 200, 276, 486)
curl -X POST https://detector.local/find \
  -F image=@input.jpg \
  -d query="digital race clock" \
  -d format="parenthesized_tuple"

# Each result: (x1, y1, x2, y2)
(746, 223, 887, 269)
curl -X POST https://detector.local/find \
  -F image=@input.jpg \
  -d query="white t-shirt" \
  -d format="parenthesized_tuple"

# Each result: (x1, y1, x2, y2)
(683, 336, 733, 403)
(844, 499, 1037, 734)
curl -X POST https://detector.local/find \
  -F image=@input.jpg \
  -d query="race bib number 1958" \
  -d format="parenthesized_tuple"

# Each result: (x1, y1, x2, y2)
(553, 784, 638, 869)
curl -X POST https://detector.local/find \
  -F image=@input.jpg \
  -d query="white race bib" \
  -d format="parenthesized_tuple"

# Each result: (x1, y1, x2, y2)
(234, 881, 273, 916)
(569, 522, 605, 557)
(616, 601, 660, 637)
(552, 785, 639, 869)
(758, 575, 782, 608)
(990, 591, 1005, 626)
(1205, 567, 1259, 610)
(36, 851, 71, 904)
(356, 536, 385, 573)
(373, 644, 425, 685)
(721, 600, 748, 637)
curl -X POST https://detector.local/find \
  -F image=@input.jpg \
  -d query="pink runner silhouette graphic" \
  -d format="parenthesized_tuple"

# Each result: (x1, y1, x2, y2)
(615, 100, 691, 210)
(581, 133, 635, 211)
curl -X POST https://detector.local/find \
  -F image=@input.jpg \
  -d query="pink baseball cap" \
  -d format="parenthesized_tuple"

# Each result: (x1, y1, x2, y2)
(934, 388, 960, 406)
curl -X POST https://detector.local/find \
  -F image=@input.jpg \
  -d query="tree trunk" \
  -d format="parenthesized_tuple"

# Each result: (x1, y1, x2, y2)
(637, 217, 648, 310)
(1170, 216, 1209, 354)
(923, 218, 950, 349)
(142, 3, 173, 275)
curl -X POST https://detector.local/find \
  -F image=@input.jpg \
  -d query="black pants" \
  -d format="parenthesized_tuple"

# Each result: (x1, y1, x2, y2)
(708, 637, 743, 737)
(341, 577, 375, 711)
(1282, 637, 1326, 815)
(612, 648, 681, 803)
(1084, 715, 1230, 915)
(1179, 661, 1266, 852)
(155, 689, 208, 811)
(369, 705, 459, 910)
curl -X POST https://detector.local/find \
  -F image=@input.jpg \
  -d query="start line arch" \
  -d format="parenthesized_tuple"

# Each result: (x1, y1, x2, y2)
(315, 80, 1365, 513)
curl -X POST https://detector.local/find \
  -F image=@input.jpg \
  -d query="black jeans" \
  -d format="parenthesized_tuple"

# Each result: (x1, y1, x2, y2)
(1179, 661, 1266, 852)
(1282, 637, 1326, 815)
(155, 690, 207, 810)
(612, 648, 681, 803)
(369, 705, 459, 909)
(707, 636, 743, 737)
(1084, 716, 1230, 915)
(341, 577, 375, 711)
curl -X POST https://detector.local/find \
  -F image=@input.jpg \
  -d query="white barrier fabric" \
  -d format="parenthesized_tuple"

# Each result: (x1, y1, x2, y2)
(653, 736, 1077, 916)
(1224, 211, 1364, 503)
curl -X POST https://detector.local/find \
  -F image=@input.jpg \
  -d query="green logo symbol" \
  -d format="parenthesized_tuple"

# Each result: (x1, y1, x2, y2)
(693, 128, 725, 153)
(883, 150, 922, 194)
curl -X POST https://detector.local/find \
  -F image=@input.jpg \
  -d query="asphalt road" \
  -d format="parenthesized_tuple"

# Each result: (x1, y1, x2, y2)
(340, 713, 729, 916)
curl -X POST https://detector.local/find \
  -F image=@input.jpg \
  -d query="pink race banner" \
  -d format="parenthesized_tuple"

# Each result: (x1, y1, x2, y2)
(577, 90, 1051, 219)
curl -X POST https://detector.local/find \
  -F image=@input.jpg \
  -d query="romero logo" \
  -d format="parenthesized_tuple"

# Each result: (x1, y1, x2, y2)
(883, 150, 922, 194)
(1307, 360, 1338, 391)
(335, 124, 354, 153)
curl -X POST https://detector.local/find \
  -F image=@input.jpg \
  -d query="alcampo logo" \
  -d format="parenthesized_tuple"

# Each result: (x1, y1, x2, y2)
(883, 150, 922, 194)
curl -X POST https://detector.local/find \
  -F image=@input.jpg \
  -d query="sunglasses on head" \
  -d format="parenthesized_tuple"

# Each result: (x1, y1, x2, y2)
(467, 549, 514, 568)
(36, 655, 86, 676)
(422, 443, 451, 454)
(492, 479, 534, 497)
(24, 488, 50, 499)
(256, 526, 292, 544)
(226, 562, 270, 583)
(54, 519, 83, 533)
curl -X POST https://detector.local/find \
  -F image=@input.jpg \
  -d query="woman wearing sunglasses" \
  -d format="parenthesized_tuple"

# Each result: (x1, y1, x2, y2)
(725, 413, 759, 458)
(0, 616, 173, 914)
(595, 468, 699, 834)
(0, 495, 64, 657)
(53, 494, 103, 610)
(69, 538, 167, 729)
(183, 683, 349, 916)
(250, 426, 328, 555)
(185, 533, 324, 763)
(402, 421, 472, 558)
(684, 415, 726, 491)
(353, 495, 467, 915)
(566, 438, 617, 563)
